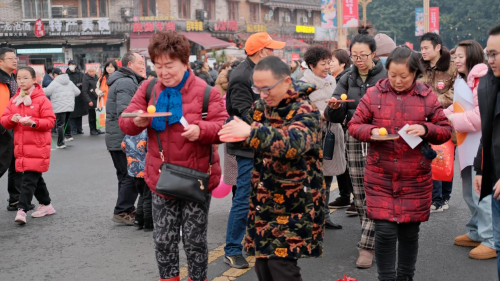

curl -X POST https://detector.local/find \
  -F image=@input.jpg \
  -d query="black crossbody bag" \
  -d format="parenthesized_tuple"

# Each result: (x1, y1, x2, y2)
(323, 122, 335, 160)
(146, 79, 212, 204)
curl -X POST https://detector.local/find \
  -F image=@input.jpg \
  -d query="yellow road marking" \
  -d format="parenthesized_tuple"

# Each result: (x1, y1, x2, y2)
(180, 244, 227, 280)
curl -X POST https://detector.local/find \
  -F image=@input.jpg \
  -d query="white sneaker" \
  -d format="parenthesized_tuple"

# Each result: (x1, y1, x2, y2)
(65, 137, 73, 142)
(443, 200, 449, 210)
(56, 145, 66, 149)
(430, 202, 444, 213)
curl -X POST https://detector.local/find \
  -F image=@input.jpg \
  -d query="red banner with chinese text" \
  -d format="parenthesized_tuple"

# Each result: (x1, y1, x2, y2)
(429, 7, 439, 34)
(343, 0, 359, 28)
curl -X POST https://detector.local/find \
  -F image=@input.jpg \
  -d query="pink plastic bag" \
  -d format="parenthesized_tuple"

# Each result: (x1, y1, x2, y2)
(336, 275, 358, 281)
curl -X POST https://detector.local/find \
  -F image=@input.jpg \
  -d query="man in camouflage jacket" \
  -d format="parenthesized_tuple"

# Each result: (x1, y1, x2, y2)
(219, 56, 325, 281)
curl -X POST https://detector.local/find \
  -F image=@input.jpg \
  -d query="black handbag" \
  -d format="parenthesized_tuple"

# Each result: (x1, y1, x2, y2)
(151, 81, 213, 204)
(323, 122, 335, 160)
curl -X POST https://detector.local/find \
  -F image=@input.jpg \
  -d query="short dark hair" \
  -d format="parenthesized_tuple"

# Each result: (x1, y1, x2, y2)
(231, 59, 241, 69)
(332, 49, 352, 69)
(52, 68, 63, 76)
(254, 56, 291, 80)
(420, 32, 443, 49)
(304, 45, 331, 69)
(148, 31, 190, 65)
(350, 24, 376, 53)
(121, 52, 136, 68)
(0, 47, 15, 60)
(46, 67, 53, 74)
(385, 46, 424, 82)
(457, 40, 485, 79)
(148, 71, 157, 78)
(17, 66, 36, 78)
(488, 23, 500, 36)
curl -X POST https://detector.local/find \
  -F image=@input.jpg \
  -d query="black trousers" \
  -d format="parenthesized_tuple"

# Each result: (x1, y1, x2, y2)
(337, 166, 353, 199)
(255, 258, 303, 281)
(55, 112, 72, 146)
(18, 171, 51, 211)
(135, 178, 152, 219)
(88, 108, 96, 131)
(109, 150, 138, 214)
(7, 150, 21, 203)
(70, 117, 83, 134)
(375, 220, 421, 281)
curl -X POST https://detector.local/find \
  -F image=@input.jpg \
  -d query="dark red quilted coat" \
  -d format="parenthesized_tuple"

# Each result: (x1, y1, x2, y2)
(348, 79, 452, 223)
(119, 70, 228, 198)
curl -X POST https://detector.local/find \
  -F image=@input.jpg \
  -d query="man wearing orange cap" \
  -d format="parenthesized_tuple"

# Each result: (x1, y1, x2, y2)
(224, 32, 285, 269)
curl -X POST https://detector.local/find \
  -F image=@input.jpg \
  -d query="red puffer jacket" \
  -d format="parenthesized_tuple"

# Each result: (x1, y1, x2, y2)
(0, 84, 55, 173)
(348, 79, 452, 223)
(119, 70, 228, 198)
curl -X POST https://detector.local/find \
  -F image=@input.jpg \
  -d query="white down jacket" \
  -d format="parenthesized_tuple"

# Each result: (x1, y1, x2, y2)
(43, 74, 81, 113)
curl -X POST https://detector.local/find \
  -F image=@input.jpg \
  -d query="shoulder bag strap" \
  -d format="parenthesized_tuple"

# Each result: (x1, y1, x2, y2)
(203, 85, 213, 174)
(146, 78, 157, 104)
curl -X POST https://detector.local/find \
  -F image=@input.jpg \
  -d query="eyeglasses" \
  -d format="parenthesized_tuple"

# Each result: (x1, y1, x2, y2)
(252, 77, 285, 95)
(2, 57, 19, 62)
(486, 52, 498, 62)
(350, 53, 373, 61)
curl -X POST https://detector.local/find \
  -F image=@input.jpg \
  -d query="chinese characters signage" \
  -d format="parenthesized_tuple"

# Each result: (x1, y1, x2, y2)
(186, 21, 204, 32)
(429, 7, 439, 34)
(246, 24, 267, 33)
(0, 22, 32, 37)
(135, 15, 176, 21)
(296, 26, 315, 34)
(47, 18, 111, 36)
(133, 21, 176, 32)
(214, 20, 238, 32)
(34, 19, 45, 37)
(343, 0, 359, 27)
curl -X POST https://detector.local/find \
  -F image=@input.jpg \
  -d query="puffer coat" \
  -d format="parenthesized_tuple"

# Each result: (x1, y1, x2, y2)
(43, 74, 81, 113)
(119, 69, 228, 196)
(0, 84, 55, 173)
(348, 79, 452, 223)
(243, 82, 325, 260)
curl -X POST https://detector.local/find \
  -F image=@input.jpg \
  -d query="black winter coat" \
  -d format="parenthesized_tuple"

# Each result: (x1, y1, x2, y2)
(82, 73, 98, 109)
(68, 69, 87, 118)
(474, 68, 500, 200)
(325, 60, 387, 124)
(198, 71, 214, 86)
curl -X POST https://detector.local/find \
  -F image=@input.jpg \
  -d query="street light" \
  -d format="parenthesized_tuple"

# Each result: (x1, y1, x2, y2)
(379, 30, 396, 45)
(359, 0, 373, 26)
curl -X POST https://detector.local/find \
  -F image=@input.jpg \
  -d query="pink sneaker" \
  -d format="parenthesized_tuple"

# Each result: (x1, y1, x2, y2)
(31, 204, 56, 218)
(15, 210, 27, 224)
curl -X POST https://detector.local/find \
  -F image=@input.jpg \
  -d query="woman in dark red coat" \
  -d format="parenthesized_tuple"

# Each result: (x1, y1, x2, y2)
(348, 47, 452, 281)
(119, 31, 228, 281)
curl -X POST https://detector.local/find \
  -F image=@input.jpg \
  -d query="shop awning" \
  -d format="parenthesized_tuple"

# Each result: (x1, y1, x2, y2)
(180, 32, 231, 50)
(286, 39, 310, 48)
(130, 32, 153, 51)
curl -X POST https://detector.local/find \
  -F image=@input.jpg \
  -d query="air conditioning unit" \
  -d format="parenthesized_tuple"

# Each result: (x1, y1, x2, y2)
(284, 15, 291, 22)
(196, 9, 207, 21)
(302, 16, 308, 23)
(264, 14, 272, 21)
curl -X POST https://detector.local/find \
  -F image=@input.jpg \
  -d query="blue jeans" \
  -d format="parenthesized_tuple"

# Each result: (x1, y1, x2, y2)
(432, 180, 453, 207)
(224, 156, 253, 256)
(462, 166, 493, 248)
(491, 187, 500, 280)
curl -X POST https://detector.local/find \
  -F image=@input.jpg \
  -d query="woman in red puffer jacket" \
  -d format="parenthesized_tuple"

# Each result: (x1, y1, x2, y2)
(348, 47, 452, 281)
(1, 67, 56, 225)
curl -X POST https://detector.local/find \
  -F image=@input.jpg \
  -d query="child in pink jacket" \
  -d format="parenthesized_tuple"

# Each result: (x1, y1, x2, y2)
(444, 39, 495, 260)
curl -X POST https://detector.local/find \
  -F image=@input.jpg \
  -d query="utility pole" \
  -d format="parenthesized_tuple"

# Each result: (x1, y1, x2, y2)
(337, 0, 347, 49)
(359, 0, 372, 26)
(424, 0, 430, 32)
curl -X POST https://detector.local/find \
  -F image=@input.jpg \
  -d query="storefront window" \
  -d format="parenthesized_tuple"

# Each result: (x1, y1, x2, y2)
(178, 0, 190, 19)
(205, 0, 215, 20)
(249, 3, 259, 23)
(228, 2, 238, 21)
(23, 0, 51, 19)
(81, 0, 107, 18)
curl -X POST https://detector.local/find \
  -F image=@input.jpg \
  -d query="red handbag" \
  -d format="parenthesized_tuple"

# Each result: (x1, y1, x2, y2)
(431, 139, 455, 182)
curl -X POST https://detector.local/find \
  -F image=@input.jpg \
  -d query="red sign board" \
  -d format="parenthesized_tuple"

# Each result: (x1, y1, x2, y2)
(429, 7, 439, 34)
(133, 22, 175, 33)
(343, 0, 359, 27)
(214, 20, 238, 32)
(291, 54, 300, 61)
(405, 42, 414, 50)
(34, 19, 45, 37)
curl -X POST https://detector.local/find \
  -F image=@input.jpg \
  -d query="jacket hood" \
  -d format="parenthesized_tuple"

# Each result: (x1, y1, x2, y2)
(0, 68, 13, 85)
(107, 67, 145, 86)
(67, 68, 81, 75)
(422, 47, 452, 72)
(53, 73, 70, 85)
(14, 83, 44, 99)
(376, 78, 433, 97)
(467, 63, 489, 87)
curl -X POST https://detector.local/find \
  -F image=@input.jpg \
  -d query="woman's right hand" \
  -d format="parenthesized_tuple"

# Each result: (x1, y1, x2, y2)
(133, 110, 149, 127)
(327, 97, 341, 110)
(11, 114, 20, 123)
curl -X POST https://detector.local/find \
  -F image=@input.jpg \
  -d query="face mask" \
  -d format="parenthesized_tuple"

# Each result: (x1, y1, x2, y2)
(69, 65, 76, 71)
(379, 57, 388, 68)
(260, 49, 268, 59)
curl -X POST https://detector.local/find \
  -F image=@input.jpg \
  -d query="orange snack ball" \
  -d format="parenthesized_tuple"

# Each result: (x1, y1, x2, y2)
(147, 105, 156, 114)
(341, 94, 347, 100)
(379, 127, 388, 136)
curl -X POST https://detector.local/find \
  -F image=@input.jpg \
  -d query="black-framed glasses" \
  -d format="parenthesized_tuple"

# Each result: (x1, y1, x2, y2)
(486, 52, 498, 62)
(251, 77, 285, 95)
(350, 53, 373, 61)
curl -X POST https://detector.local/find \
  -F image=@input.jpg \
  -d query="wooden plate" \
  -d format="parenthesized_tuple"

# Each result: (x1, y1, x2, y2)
(325, 99, 356, 103)
(121, 112, 172, 118)
(220, 136, 247, 143)
(371, 134, 400, 141)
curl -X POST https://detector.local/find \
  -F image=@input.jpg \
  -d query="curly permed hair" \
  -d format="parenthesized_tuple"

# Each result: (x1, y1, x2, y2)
(148, 31, 190, 64)
(303, 45, 331, 69)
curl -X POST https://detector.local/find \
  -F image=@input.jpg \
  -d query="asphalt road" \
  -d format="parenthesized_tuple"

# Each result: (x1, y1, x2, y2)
(0, 124, 497, 281)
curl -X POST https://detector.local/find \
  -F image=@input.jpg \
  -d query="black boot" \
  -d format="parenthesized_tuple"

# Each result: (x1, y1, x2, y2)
(325, 219, 342, 229)
(134, 213, 144, 230)
(97, 129, 104, 134)
(143, 217, 154, 232)
(396, 276, 413, 281)
(90, 130, 99, 135)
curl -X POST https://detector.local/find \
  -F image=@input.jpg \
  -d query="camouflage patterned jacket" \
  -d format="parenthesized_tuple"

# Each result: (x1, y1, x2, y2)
(243, 82, 326, 260)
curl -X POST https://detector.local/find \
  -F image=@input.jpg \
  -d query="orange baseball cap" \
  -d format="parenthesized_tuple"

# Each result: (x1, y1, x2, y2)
(245, 32, 286, 56)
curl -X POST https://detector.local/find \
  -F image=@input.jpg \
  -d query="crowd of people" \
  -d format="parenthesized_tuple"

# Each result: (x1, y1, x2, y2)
(1, 22, 500, 281)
